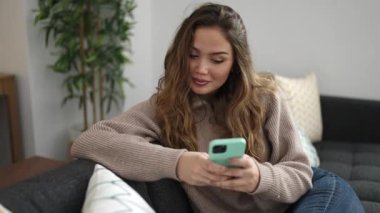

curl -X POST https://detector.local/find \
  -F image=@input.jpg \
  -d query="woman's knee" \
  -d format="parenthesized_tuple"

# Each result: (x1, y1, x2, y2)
(289, 167, 364, 213)
(327, 172, 364, 213)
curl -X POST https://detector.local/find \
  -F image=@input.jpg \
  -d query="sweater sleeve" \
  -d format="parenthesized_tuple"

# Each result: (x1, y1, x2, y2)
(251, 92, 313, 203)
(70, 96, 186, 181)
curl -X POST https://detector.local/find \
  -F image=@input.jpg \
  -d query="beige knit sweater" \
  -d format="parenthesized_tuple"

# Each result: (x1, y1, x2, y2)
(71, 92, 312, 213)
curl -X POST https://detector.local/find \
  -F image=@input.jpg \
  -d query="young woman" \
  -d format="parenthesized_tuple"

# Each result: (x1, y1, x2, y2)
(72, 3, 363, 212)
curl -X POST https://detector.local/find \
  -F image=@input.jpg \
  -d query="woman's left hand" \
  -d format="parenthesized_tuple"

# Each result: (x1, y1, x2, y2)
(210, 154, 260, 193)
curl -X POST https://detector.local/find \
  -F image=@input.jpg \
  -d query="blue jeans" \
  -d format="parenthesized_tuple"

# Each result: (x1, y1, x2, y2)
(288, 167, 364, 213)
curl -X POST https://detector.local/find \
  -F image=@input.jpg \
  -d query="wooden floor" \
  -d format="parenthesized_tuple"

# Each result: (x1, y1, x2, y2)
(0, 156, 67, 189)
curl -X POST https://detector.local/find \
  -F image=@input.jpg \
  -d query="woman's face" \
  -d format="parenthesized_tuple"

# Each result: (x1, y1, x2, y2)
(189, 26, 234, 97)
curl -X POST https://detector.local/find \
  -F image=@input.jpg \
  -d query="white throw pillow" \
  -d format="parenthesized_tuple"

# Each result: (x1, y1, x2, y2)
(0, 204, 12, 213)
(275, 73, 323, 142)
(82, 164, 155, 213)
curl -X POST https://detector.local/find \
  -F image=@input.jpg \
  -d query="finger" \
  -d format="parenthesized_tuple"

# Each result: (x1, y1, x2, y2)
(194, 173, 214, 186)
(196, 172, 230, 185)
(207, 170, 230, 181)
(229, 154, 253, 168)
(200, 165, 230, 182)
(190, 163, 215, 186)
(223, 168, 244, 178)
(203, 160, 228, 175)
(215, 178, 248, 192)
(200, 152, 209, 159)
(204, 172, 230, 182)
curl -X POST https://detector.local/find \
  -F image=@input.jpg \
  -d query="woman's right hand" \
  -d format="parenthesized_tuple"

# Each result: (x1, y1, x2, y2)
(176, 151, 229, 186)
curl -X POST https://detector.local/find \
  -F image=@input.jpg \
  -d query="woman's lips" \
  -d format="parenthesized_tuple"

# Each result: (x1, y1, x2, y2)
(192, 78, 210, 86)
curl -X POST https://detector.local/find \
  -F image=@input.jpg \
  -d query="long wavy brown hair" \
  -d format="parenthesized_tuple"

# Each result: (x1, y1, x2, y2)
(155, 3, 277, 160)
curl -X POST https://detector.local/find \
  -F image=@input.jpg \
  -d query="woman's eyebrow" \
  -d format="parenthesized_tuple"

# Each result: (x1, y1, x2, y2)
(210, 51, 229, 56)
(191, 46, 229, 55)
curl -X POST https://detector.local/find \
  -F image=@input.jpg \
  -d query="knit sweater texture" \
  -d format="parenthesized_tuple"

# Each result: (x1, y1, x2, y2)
(71, 92, 312, 213)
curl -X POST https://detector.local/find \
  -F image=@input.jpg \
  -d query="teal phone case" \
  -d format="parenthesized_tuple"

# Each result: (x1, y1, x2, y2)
(208, 138, 246, 167)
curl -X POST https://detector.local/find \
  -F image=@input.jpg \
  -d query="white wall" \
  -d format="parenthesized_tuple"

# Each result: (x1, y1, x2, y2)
(151, 0, 380, 100)
(0, 0, 35, 158)
(123, 0, 154, 110)
(0, 0, 153, 160)
(1, 0, 379, 160)
(24, 0, 86, 160)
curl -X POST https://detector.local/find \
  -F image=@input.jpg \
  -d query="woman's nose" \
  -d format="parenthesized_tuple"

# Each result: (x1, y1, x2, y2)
(195, 59, 209, 74)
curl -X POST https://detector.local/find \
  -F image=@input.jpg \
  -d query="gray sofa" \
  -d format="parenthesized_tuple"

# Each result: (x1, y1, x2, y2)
(0, 95, 379, 213)
(314, 96, 380, 212)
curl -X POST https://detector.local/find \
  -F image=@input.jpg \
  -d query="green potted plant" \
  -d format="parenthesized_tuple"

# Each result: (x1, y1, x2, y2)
(34, 0, 136, 131)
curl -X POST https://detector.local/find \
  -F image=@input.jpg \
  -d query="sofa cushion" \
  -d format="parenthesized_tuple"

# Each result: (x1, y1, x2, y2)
(320, 96, 380, 143)
(0, 204, 11, 213)
(82, 164, 155, 213)
(0, 160, 95, 213)
(0, 159, 192, 213)
(275, 73, 322, 142)
(315, 141, 380, 213)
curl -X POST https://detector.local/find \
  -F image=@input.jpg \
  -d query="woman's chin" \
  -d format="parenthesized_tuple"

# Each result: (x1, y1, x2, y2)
(191, 88, 210, 95)
(191, 88, 218, 100)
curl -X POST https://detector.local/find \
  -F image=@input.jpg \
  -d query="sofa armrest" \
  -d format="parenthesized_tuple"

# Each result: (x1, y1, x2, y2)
(0, 159, 192, 213)
(320, 95, 380, 143)
(0, 159, 95, 213)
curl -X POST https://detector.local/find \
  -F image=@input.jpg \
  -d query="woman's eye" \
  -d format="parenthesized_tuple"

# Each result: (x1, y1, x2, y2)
(212, 59, 224, 64)
(189, 54, 198, 59)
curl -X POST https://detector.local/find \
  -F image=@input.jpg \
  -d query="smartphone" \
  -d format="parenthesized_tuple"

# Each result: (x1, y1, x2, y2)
(208, 137, 246, 167)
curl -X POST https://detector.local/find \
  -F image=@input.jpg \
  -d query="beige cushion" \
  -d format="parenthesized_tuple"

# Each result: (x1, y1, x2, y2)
(275, 73, 323, 142)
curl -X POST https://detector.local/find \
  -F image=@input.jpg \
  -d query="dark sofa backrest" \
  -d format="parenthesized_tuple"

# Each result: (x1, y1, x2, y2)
(320, 95, 380, 143)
